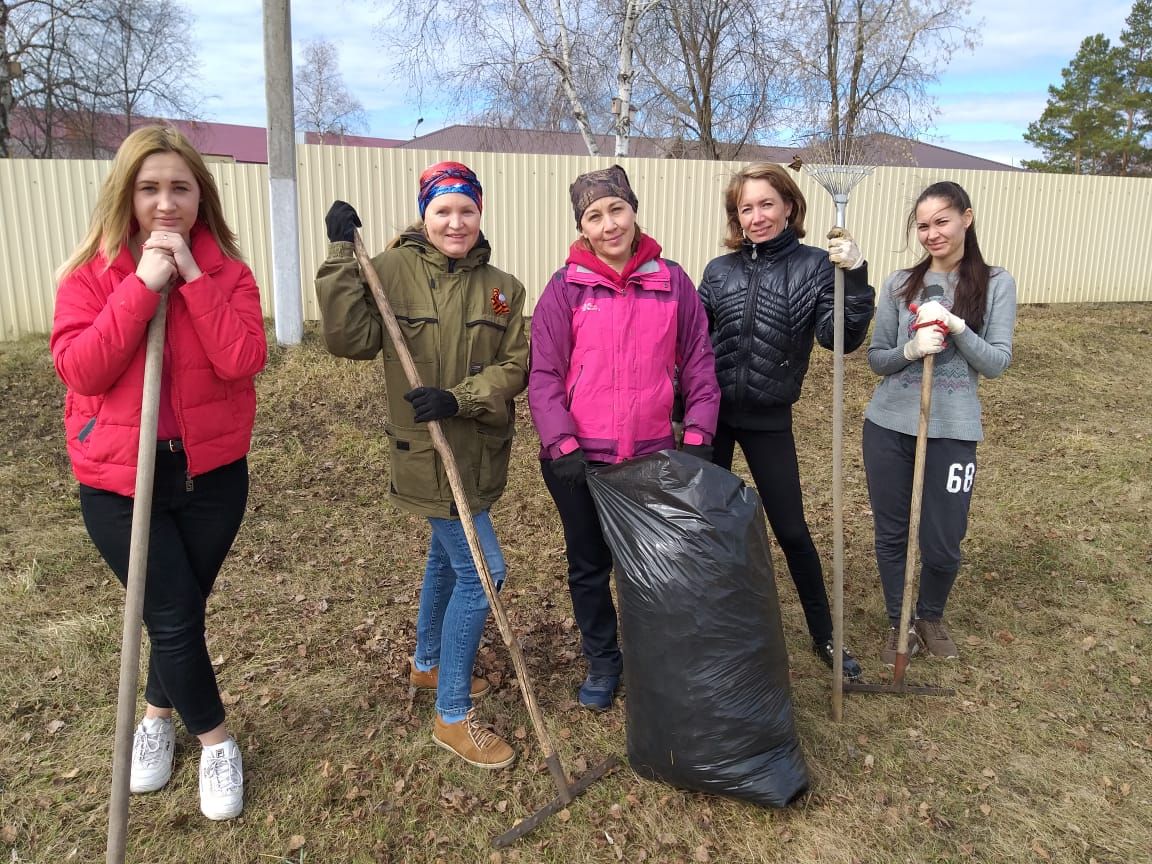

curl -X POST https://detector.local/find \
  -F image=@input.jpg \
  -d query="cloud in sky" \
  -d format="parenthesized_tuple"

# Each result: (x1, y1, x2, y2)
(185, 0, 1140, 162)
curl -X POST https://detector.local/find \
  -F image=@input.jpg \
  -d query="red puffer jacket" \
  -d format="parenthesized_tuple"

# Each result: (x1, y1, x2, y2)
(50, 224, 267, 496)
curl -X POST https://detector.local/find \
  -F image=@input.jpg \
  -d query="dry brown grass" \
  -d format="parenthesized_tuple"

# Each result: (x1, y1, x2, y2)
(1, 303, 1150, 864)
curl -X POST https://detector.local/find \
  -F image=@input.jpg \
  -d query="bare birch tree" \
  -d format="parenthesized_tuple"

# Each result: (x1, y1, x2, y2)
(633, 0, 801, 158)
(2, 0, 201, 158)
(294, 39, 368, 137)
(790, 0, 977, 154)
(379, 0, 637, 155)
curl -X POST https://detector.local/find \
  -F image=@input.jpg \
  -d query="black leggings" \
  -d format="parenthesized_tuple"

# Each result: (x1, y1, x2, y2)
(712, 422, 832, 644)
(80, 451, 248, 735)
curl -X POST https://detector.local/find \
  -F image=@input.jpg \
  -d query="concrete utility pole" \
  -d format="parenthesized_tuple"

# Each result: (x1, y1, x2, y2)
(262, 0, 303, 345)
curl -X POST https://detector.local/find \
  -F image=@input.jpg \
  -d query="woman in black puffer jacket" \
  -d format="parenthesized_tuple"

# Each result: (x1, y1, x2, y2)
(698, 162, 875, 680)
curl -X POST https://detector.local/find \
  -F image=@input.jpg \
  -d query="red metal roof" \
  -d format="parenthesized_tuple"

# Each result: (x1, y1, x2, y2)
(398, 124, 1021, 171)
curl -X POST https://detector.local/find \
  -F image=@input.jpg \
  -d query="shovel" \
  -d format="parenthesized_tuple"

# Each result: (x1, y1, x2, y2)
(350, 231, 617, 848)
(106, 290, 169, 864)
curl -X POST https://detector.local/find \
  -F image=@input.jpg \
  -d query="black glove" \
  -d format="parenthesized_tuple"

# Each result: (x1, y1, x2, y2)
(403, 387, 459, 423)
(325, 200, 361, 243)
(681, 443, 714, 463)
(549, 448, 588, 489)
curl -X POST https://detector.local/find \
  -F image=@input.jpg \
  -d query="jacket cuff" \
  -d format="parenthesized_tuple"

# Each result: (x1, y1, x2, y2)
(450, 385, 479, 419)
(120, 275, 163, 322)
(550, 436, 580, 459)
(327, 240, 356, 259)
(844, 262, 871, 293)
(682, 427, 712, 446)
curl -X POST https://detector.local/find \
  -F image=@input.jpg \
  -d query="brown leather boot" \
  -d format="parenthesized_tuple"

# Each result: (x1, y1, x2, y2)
(432, 710, 515, 769)
(408, 658, 490, 698)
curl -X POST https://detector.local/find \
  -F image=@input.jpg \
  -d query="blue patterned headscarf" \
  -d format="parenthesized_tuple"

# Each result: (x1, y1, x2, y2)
(418, 161, 483, 218)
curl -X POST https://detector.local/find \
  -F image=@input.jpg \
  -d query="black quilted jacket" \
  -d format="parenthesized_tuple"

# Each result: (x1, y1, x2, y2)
(697, 228, 875, 429)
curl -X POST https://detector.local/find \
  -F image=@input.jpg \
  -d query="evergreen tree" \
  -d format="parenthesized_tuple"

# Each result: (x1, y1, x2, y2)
(1023, 34, 1125, 173)
(1023, 1, 1152, 175)
(1116, 0, 1152, 174)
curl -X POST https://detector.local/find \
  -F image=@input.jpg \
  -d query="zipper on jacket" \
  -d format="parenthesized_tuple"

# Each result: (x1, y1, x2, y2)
(566, 365, 584, 410)
(735, 256, 764, 405)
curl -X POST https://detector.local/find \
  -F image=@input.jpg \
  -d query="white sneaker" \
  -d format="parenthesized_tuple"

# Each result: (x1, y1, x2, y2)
(129, 716, 175, 793)
(199, 738, 244, 820)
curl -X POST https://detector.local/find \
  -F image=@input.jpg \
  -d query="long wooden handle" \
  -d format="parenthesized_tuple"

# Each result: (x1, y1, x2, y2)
(106, 290, 168, 864)
(351, 233, 572, 801)
(830, 265, 845, 720)
(892, 352, 935, 684)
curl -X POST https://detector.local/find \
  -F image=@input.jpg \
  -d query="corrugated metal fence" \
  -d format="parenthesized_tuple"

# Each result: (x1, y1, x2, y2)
(2, 145, 1150, 340)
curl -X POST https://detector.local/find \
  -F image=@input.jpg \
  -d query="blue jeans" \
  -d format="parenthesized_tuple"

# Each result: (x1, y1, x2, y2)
(413, 511, 506, 723)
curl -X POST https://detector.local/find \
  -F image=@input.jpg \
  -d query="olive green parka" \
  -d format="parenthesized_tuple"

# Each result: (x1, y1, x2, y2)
(315, 230, 529, 518)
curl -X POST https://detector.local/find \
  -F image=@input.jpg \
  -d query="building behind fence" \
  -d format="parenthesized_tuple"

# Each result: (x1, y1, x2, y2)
(1, 146, 1150, 341)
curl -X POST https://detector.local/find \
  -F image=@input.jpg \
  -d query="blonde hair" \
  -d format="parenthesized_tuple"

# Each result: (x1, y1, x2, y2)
(57, 125, 241, 280)
(721, 162, 808, 250)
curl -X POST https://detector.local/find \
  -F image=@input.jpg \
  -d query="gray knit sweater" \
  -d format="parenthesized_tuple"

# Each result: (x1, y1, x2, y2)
(864, 267, 1017, 441)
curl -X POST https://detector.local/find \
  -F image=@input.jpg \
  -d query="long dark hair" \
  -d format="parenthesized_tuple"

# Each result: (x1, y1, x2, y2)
(897, 181, 990, 332)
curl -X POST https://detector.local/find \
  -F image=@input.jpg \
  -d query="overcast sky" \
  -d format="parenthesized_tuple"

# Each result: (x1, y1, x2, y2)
(187, 0, 1137, 168)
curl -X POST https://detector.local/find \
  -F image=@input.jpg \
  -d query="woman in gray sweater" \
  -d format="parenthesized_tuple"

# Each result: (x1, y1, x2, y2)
(862, 181, 1017, 666)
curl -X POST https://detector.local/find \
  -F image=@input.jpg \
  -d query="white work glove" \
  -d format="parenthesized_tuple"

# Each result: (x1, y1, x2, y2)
(902, 324, 945, 361)
(915, 299, 967, 334)
(827, 227, 864, 270)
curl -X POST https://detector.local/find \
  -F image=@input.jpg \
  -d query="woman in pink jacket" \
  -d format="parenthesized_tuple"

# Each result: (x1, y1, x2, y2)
(50, 126, 266, 821)
(528, 165, 720, 711)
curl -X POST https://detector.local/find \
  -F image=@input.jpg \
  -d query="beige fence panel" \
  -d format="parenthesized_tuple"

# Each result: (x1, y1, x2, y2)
(2, 147, 1150, 341)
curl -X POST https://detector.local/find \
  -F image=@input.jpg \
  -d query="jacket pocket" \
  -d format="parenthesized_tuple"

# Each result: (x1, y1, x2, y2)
(476, 425, 513, 501)
(383, 314, 438, 363)
(386, 425, 443, 502)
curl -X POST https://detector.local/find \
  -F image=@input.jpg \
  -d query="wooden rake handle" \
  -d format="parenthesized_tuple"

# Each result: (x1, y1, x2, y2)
(892, 352, 935, 684)
(106, 290, 169, 864)
(351, 232, 572, 802)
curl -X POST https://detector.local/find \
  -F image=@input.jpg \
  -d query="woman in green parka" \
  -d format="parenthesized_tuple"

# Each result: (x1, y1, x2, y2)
(315, 162, 528, 769)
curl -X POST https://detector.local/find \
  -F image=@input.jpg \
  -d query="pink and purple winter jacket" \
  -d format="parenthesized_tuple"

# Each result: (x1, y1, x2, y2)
(528, 238, 720, 463)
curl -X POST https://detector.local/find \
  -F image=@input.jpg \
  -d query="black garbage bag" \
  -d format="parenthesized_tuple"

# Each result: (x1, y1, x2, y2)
(586, 450, 809, 808)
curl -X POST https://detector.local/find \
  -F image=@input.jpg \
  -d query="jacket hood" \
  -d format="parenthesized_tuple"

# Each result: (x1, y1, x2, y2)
(398, 229, 492, 270)
(565, 232, 662, 290)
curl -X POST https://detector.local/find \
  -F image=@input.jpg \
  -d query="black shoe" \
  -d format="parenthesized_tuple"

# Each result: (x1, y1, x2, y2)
(813, 639, 863, 681)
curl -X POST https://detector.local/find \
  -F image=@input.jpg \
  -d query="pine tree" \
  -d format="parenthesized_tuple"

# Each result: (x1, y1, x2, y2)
(1116, 0, 1152, 174)
(1023, 34, 1125, 173)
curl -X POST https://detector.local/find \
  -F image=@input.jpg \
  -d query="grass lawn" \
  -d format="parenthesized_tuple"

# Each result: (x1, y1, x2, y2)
(1, 302, 1149, 864)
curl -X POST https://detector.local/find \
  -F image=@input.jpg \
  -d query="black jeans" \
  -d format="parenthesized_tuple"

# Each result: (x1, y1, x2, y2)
(862, 420, 976, 625)
(712, 421, 832, 645)
(80, 451, 248, 735)
(540, 459, 622, 678)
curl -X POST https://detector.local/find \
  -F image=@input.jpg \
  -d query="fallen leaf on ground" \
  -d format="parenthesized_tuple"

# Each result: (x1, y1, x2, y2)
(47, 719, 65, 734)
(287, 835, 306, 851)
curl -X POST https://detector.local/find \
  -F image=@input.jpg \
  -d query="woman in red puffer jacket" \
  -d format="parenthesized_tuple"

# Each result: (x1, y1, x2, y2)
(50, 125, 265, 822)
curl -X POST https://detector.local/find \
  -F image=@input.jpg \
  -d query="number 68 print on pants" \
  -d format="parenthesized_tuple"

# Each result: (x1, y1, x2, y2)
(862, 419, 979, 572)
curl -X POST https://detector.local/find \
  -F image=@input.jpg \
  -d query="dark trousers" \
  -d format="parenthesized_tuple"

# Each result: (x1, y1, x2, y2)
(862, 420, 976, 625)
(540, 460, 622, 678)
(712, 421, 832, 644)
(80, 451, 248, 735)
